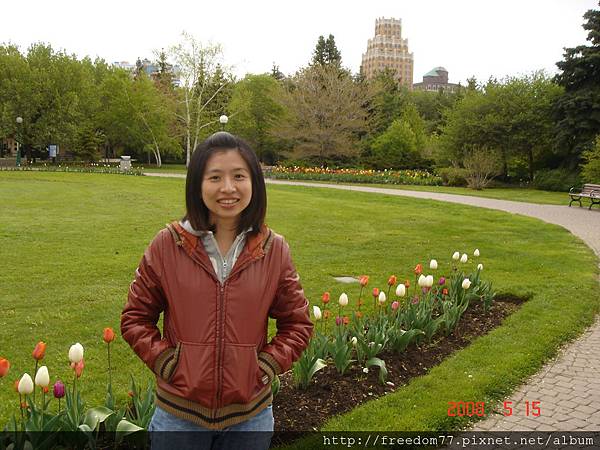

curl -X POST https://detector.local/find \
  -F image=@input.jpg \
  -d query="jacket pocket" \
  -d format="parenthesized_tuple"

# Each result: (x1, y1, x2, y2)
(169, 341, 215, 405)
(154, 342, 182, 382)
(221, 343, 263, 405)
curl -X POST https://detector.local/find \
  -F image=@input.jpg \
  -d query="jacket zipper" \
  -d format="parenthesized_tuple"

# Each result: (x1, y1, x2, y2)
(215, 282, 225, 412)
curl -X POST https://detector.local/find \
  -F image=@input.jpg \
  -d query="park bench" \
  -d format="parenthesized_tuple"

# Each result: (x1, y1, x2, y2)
(569, 183, 600, 210)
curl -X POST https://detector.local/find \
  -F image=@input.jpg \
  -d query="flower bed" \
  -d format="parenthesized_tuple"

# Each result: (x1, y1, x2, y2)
(265, 166, 442, 186)
(0, 163, 145, 176)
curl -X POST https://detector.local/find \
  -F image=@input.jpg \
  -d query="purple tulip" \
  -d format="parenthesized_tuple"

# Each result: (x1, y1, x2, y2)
(335, 316, 342, 326)
(53, 380, 65, 399)
(439, 277, 446, 285)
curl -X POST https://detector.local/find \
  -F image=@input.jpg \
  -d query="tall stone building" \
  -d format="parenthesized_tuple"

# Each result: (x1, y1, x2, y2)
(361, 17, 414, 88)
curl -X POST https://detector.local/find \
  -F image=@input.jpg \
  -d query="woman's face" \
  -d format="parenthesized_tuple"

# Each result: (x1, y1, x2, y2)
(201, 149, 253, 227)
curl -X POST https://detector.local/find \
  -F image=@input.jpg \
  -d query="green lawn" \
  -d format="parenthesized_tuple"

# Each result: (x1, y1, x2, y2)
(0, 172, 598, 434)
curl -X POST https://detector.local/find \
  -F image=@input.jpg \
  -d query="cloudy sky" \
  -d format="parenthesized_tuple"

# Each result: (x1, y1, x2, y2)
(2, 0, 598, 84)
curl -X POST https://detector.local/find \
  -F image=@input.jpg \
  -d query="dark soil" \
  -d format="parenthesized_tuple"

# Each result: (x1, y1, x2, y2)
(273, 294, 525, 433)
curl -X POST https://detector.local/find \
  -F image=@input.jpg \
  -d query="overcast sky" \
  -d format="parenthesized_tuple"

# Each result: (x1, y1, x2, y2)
(2, 0, 598, 84)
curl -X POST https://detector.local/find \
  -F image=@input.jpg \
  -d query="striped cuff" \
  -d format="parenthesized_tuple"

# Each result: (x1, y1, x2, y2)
(257, 351, 281, 385)
(154, 343, 181, 382)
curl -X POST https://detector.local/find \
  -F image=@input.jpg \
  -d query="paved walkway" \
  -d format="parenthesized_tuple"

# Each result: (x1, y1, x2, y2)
(148, 174, 600, 431)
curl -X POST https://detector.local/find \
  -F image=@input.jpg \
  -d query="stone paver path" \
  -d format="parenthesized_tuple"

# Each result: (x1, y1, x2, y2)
(148, 174, 600, 431)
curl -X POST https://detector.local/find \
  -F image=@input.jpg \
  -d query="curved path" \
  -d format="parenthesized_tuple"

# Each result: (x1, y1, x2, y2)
(149, 174, 600, 431)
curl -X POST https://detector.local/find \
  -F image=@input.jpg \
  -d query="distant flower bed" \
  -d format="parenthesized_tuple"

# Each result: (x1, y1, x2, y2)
(0, 164, 145, 176)
(265, 166, 442, 186)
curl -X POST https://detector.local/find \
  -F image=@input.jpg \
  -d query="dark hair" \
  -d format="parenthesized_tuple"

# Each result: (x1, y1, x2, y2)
(184, 131, 267, 235)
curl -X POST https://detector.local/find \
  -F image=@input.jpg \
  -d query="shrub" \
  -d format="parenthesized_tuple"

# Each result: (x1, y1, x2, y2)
(437, 167, 468, 187)
(463, 147, 502, 190)
(581, 136, 600, 183)
(532, 168, 582, 192)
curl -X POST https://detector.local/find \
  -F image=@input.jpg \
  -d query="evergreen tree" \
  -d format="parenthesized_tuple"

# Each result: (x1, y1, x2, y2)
(311, 35, 327, 66)
(270, 63, 284, 81)
(324, 34, 342, 67)
(554, 2, 600, 161)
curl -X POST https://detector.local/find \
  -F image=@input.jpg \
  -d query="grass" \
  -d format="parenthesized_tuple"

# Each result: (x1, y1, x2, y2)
(0, 171, 598, 435)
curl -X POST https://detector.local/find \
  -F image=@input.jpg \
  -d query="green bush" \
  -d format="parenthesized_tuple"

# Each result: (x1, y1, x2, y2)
(581, 136, 600, 183)
(532, 168, 582, 192)
(436, 167, 468, 187)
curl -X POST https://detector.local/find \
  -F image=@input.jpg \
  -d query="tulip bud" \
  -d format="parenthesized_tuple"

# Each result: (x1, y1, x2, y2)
(359, 275, 369, 287)
(387, 275, 397, 286)
(338, 293, 348, 307)
(103, 327, 115, 344)
(53, 380, 66, 399)
(429, 259, 438, 270)
(323, 310, 331, 320)
(72, 359, 85, 378)
(418, 274, 427, 287)
(395, 283, 406, 297)
(18, 373, 34, 395)
(438, 277, 446, 286)
(0, 358, 10, 378)
(342, 316, 350, 325)
(32, 341, 46, 361)
(474, 249, 480, 257)
(452, 251, 460, 261)
(404, 279, 410, 288)
(442, 288, 449, 296)
(462, 278, 472, 289)
(372, 287, 379, 298)
(391, 301, 400, 311)
(68, 343, 84, 364)
(378, 291, 386, 305)
(322, 292, 330, 304)
(414, 264, 423, 275)
(335, 316, 342, 326)
(477, 263, 483, 271)
(312, 305, 322, 321)
(34, 366, 50, 388)
(350, 337, 357, 347)
(426, 275, 434, 288)
(460, 253, 468, 263)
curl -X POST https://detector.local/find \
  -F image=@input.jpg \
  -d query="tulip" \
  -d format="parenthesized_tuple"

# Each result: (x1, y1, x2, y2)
(474, 249, 480, 257)
(71, 359, 85, 378)
(32, 341, 46, 361)
(477, 263, 483, 271)
(69, 343, 84, 363)
(312, 305, 322, 321)
(359, 275, 369, 287)
(18, 374, 34, 395)
(335, 316, 342, 326)
(53, 380, 65, 399)
(460, 253, 468, 263)
(417, 274, 427, 287)
(34, 366, 49, 388)
(438, 277, 446, 286)
(338, 293, 348, 307)
(322, 292, 330, 304)
(355, 311, 363, 319)
(429, 259, 438, 270)
(342, 316, 350, 325)
(350, 337, 357, 346)
(411, 296, 419, 305)
(378, 291, 387, 305)
(0, 358, 9, 378)
(452, 251, 460, 261)
(414, 264, 423, 275)
(425, 275, 434, 288)
(404, 279, 410, 288)
(387, 275, 397, 286)
(442, 288, 449, 296)
(103, 327, 115, 343)
(372, 287, 379, 298)
(14, 379, 19, 392)
(462, 278, 472, 289)
(395, 283, 406, 297)
(323, 310, 331, 320)
(391, 301, 400, 311)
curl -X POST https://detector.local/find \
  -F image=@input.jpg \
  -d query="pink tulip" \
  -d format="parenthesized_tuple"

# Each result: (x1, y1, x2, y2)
(391, 301, 399, 311)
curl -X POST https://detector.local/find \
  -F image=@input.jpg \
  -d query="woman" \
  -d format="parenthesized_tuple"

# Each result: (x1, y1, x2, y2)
(121, 132, 313, 449)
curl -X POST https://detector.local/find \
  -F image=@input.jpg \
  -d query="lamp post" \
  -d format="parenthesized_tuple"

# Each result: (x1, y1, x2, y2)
(219, 114, 228, 131)
(15, 116, 23, 167)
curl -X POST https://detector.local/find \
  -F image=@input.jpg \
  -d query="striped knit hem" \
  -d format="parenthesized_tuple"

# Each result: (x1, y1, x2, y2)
(155, 385, 273, 430)
(153, 344, 181, 382)
(257, 351, 281, 383)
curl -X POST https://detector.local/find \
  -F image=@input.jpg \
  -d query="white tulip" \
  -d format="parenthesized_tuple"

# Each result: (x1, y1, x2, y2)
(350, 337, 358, 347)
(429, 259, 438, 270)
(69, 343, 84, 363)
(462, 278, 472, 289)
(378, 291, 387, 304)
(477, 263, 483, 271)
(460, 253, 468, 263)
(312, 305, 322, 321)
(418, 274, 427, 287)
(34, 366, 49, 388)
(362, 367, 369, 374)
(452, 251, 460, 261)
(338, 293, 348, 307)
(18, 373, 34, 395)
(395, 283, 406, 297)
(474, 249, 480, 257)
(426, 275, 434, 288)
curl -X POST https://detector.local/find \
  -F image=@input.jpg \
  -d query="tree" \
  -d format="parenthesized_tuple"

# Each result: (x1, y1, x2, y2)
(369, 119, 418, 169)
(270, 63, 284, 81)
(275, 65, 367, 164)
(555, 2, 600, 162)
(228, 74, 285, 164)
(311, 34, 342, 68)
(581, 135, 600, 183)
(463, 146, 502, 189)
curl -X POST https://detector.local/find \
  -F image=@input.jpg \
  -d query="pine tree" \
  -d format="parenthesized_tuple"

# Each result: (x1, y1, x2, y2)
(324, 34, 342, 67)
(311, 35, 327, 66)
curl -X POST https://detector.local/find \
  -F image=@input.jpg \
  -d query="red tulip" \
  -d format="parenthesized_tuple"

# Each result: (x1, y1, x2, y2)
(387, 275, 397, 286)
(0, 358, 9, 377)
(391, 301, 400, 311)
(342, 316, 350, 325)
(442, 288, 449, 296)
(359, 275, 369, 287)
(372, 288, 380, 298)
(32, 341, 46, 361)
(414, 264, 423, 275)
(13, 379, 19, 392)
(103, 327, 115, 343)
(42, 386, 49, 394)
(71, 358, 85, 378)
(404, 279, 411, 288)
(322, 292, 330, 304)
(53, 380, 66, 399)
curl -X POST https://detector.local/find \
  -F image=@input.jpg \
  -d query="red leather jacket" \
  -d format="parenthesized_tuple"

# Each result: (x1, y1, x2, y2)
(121, 222, 313, 429)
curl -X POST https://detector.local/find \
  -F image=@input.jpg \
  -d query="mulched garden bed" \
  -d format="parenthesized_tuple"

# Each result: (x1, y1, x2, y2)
(273, 294, 525, 434)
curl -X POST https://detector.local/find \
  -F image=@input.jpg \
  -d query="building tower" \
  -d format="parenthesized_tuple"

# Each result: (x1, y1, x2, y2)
(361, 17, 414, 88)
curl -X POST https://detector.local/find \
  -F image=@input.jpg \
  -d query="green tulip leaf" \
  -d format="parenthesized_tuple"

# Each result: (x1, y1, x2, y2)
(366, 357, 388, 384)
(78, 423, 92, 433)
(116, 419, 144, 435)
(83, 406, 114, 430)
(308, 358, 327, 379)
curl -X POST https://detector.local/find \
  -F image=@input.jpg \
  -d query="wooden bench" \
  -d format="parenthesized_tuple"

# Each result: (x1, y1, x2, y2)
(569, 184, 600, 210)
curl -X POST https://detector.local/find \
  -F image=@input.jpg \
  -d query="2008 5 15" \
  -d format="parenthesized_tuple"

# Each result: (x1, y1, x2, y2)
(447, 401, 541, 417)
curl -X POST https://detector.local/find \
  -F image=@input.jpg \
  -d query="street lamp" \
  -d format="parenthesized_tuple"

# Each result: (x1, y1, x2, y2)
(15, 116, 23, 167)
(219, 114, 228, 131)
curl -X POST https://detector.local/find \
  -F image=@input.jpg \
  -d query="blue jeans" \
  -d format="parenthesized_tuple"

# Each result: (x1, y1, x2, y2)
(148, 405, 274, 450)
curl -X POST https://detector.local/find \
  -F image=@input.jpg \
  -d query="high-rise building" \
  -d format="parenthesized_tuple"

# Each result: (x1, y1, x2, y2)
(361, 17, 414, 88)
